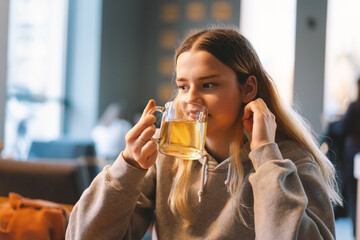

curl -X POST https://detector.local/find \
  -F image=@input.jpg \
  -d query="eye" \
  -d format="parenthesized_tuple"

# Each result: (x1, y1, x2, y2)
(203, 82, 216, 88)
(177, 84, 188, 91)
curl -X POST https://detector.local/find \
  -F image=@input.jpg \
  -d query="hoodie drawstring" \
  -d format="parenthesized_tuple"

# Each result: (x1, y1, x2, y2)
(198, 156, 232, 202)
(224, 162, 231, 192)
(198, 155, 209, 203)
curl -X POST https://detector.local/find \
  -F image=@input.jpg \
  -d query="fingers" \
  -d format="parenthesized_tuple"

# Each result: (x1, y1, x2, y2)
(128, 115, 156, 141)
(242, 98, 272, 126)
(242, 100, 258, 133)
(139, 125, 157, 141)
(242, 99, 266, 119)
(137, 140, 158, 169)
(123, 100, 158, 169)
(127, 100, 157, 141)
(241, 98, 277, 150)
(141, 99, 156, 119)
(136, 125, 156, 147)
(253, 99, 267, 114)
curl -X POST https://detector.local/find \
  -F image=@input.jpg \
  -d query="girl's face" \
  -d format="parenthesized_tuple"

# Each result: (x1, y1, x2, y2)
(175, 50, 244, 142)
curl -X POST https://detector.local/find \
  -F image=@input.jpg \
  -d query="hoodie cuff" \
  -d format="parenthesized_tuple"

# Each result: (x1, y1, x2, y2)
(107, 152, 148, 190)
(249, 143, 283, 170)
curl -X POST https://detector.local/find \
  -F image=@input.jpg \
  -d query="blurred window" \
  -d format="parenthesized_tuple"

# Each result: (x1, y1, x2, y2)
(4, 0, 68, 159)
(240, 0, 297, 105)
(324, 0, 360, 121)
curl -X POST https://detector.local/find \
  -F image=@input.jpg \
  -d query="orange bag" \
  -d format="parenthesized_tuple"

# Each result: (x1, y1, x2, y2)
(0, 193, 70, 240)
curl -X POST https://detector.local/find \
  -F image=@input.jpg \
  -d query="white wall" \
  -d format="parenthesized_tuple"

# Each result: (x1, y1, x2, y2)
(0, 0, 9, 144)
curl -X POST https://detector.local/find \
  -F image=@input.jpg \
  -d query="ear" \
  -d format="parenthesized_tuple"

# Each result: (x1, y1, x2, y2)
(241, 75, 258, 103)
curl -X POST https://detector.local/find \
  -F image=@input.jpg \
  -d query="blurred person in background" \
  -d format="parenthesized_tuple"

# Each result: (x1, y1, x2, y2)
(91, 102, 133, 161)
(337, 76, 360, 237)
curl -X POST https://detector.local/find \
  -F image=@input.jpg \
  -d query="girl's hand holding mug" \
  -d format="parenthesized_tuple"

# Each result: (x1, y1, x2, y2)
(242, 98, 277, 150)
(122, 99, 207, 169)
(123, 100, 158, 169)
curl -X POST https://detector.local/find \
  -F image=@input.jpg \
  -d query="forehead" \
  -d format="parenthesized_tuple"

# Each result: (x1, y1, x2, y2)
(176, 50, 232, 77)
(177, 51, 217, 66)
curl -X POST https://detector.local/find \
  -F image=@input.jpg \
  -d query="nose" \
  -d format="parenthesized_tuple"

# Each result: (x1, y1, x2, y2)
(186, 86, 204, 105)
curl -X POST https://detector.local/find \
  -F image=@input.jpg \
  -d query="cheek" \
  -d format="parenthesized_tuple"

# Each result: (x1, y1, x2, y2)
(224, 103, 243, 126)
(210, 102, 241, 124)
(208, 95, 237, 112)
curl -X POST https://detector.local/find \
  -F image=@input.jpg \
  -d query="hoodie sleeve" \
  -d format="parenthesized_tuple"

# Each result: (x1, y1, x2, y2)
(65, 153, 156, 240)
(248, 143, 335, 240)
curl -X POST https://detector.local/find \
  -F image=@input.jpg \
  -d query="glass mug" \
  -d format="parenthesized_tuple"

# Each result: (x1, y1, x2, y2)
(149, 101, 207, 160)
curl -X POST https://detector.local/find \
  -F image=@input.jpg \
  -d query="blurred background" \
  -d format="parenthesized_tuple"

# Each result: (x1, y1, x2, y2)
(0, 0, 359, 164)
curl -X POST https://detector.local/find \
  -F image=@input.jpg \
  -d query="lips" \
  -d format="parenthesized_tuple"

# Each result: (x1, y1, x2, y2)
(188, 112, 200, 120)
(186, 111, 209, 121)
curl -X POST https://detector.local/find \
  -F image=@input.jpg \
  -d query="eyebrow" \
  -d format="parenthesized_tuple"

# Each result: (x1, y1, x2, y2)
(176, 74, 220, 82)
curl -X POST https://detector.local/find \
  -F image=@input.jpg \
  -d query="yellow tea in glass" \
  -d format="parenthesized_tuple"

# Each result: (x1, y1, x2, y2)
(159, 120, 207, 159)
(150, 101, 207, 160)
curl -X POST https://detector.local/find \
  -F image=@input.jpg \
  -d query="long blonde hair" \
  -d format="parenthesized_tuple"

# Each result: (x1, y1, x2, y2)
(168, 27, 342, 226)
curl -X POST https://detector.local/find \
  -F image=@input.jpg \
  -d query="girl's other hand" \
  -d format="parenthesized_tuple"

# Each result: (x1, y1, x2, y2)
(123, 99, 158, 169)
(242, 98, 277, 150)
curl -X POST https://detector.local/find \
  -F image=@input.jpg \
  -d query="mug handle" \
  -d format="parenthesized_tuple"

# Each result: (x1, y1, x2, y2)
(148, 106, 165, 143)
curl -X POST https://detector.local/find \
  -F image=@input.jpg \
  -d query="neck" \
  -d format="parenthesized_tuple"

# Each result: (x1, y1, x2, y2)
(205, 134, 233, 163)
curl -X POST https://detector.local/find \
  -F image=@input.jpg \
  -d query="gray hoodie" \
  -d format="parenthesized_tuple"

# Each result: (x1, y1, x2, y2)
(66, 141, 336, 239)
